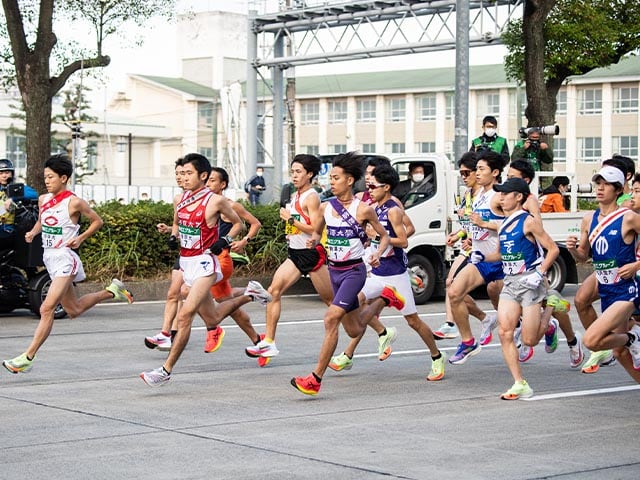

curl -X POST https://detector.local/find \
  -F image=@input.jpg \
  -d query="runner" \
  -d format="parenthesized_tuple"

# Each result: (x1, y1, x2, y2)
(3, 154, 134, 373)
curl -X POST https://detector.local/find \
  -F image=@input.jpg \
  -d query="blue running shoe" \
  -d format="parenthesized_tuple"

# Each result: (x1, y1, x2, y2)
(448, 341, 481, 365)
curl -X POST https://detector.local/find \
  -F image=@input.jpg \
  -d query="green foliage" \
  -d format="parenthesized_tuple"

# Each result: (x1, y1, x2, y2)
(79, 201, 287, 281)
(504, 0, 640, 85)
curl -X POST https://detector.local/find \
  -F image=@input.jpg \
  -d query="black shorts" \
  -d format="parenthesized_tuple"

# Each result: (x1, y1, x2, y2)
(288, 245, 327, 275)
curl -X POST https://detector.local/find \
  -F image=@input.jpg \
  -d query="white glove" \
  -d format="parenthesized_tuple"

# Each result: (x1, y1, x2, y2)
(521, 269, 544, 289)
(470, 251, 485, 265)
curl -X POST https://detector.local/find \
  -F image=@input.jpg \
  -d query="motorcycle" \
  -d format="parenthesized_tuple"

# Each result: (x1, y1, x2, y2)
(0, 194, 66, 318)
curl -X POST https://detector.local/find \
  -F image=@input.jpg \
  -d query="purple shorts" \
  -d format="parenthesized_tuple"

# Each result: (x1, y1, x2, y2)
(329, 261, 367, 313)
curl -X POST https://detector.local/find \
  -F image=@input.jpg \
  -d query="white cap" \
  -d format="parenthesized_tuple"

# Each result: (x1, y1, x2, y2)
(592, 165, 625, 185)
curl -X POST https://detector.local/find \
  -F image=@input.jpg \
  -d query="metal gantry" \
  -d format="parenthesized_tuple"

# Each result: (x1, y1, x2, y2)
(246, 0, 524, 192)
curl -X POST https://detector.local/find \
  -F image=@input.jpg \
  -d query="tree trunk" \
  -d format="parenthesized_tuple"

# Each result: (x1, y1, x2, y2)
(23, 85, 53, 194)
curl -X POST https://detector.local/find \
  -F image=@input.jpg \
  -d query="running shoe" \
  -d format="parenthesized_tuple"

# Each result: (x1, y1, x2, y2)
(257, 334, 271, 367)
(544, 318, 559, 353)
(546, 290, 570, 313)
(140, 366, 171, 387)
(291, 373, 321, 395)
(500, 380, 533, 400)
(479, 313, 498, 346)
(144, 331, 172, 351)
(378, 327, 398, 361)
(427, 353, 446, 381)
(329, 352, 353, 371)
(380, 285, 405, 311)
(246, 338, 280, 358)
(244, 280, 272, 306)
(204, 326, 225, 353)
(448, 341, 481, 365)
(3, 353, 34, 373)
(569, 336, 585, 368)
(433, 322, 459, 340)
(409, 272, 424, 289)
(518, 345, 534, 363)
(514, 320, 522, 347)
(581, 349, 615, 374)
(105, 278, 134, 303)
(627, 324, 640, 370)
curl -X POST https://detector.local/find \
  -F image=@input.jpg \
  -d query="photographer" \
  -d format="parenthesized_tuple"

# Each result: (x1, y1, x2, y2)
(469, 115, 510, 165)
(511, 128, 553, 171)
(0, 159, 38, 250)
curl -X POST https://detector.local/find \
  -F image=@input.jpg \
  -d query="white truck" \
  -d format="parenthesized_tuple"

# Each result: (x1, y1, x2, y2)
(389, 154, 584, 304)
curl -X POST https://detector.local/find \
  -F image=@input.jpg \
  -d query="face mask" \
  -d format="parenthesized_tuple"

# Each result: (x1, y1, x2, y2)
(484, 128, 496, 137)
(412, 173, 424, 183)
(256, 172, 263, 177)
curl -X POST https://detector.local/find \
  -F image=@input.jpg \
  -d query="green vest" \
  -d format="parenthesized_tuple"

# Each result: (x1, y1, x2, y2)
(472, 135, 506, 154)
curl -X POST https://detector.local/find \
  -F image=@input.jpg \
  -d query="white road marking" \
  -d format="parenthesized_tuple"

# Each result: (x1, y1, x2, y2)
(522, 384, 640, 401)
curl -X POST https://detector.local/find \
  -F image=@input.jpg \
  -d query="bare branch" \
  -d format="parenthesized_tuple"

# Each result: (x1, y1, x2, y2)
(50, 55, 110, 97)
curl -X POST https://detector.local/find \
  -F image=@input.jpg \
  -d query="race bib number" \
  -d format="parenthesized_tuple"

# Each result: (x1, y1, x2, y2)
(179, 224, 201, 249)
(370, 238, 393, 258)
(327, 236, 350, 261)
(285, 214, 301, 235)
(593, 259, 620, 284)
(41, 225, 63, 248)
(501, 253, 526, 275)
(470, 219, 490, 241)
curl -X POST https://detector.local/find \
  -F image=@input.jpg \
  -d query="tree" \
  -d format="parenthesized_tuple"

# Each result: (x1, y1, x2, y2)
(503, 0, 640, 128)
(0, 0, 175, 192)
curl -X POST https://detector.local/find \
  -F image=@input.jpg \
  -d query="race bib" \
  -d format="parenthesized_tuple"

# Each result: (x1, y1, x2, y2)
(285, 213, 301, 235)
(501, 252, 526, 275)
(41, 225, 63, 248)
(179, 224, 201, 249)
(593, 259, 620, 284)
(327, 236, 350, 261)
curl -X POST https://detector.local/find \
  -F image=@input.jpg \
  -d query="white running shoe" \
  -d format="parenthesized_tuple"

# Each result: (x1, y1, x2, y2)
(569, 336, 584, 368)
(144, 332, 172, 351)
(246, 339, 280, 358)
(433, 322, 459, 340)
(140, 367, 171, 386)
(627, 324, 640, 370)
(244, 281, 272, 306)
(479, 313, 497, 346)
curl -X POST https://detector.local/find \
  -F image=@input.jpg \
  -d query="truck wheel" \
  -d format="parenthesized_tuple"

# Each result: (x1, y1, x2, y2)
(28, 271, 67, 319)
(547, 255, 567, 293)
(408, 254, 436, 304)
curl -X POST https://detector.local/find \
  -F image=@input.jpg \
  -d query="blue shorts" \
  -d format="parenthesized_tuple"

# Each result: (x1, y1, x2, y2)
(598, 279, 639, 312)
(329, 261, 367, 313)
(475, 260, 505, 284)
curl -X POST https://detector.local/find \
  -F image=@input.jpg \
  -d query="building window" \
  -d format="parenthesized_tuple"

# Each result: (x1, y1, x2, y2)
(477, 91, 500, 115)
(578, 88, 602, 115)
(445, 93, 454, 119)
(578, 137, 601, 162)
(508, 90, 526, 117)
(197, 102, 213, 128)
(298, 145, 319, 155)
(356, 99, 376, 123)
(86, 140, 98, 171)
(416, 94, 436, 121)
(416, 142, 436, 153)
(361, 143, 376, 153)
(328, 144, 346, 154)
(385, 97, 405, 123)
(553, 138, 566, 163)
(385, 143, 405, 154)
(613, 87, 639, 114)
(556, 90, 567, 115)
(613, 136, 638, 160)
(198, 147, 213, 159)
(6, 134, 26, 169)
(328, 100, 347, 124)
(300, 101, 319, 125)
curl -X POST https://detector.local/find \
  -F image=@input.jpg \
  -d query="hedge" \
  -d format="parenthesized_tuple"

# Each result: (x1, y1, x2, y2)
(79, 200, 287, 282)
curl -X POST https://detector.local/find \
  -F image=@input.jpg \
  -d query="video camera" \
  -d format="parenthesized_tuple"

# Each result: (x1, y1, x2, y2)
(518, 125, 560, 139)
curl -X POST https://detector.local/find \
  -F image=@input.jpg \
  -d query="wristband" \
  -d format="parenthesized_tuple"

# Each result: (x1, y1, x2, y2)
(457, 230, 467, 239)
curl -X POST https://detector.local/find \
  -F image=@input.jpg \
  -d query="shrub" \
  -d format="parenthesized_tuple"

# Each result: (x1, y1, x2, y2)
(79, 200, 286, 281)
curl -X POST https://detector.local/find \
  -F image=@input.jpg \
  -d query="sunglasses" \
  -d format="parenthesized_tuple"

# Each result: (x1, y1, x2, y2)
(459, 170, 475, 178)
(367, 183, 386, 189)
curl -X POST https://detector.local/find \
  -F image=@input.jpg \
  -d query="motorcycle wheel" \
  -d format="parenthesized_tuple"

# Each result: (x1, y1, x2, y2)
(28, 271, 67, 319)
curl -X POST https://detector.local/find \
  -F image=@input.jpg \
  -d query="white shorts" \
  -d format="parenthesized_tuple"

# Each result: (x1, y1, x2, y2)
(43, 248, 86, 282)
(179, 253, 222, 287)
(361, 270, 417, 316)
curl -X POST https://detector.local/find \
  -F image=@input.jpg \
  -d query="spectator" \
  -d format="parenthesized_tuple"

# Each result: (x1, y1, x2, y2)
(469, 115, 510, 165)
(540, 176, 570, 213)
(246, 167, 266, 206)
(511, 128, 553, 172)
(0, 158, 38, 250)
(391, 162, 434, 205)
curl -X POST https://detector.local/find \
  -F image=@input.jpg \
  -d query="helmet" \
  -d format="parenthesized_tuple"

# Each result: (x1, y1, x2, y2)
(0, 159, 14, 172)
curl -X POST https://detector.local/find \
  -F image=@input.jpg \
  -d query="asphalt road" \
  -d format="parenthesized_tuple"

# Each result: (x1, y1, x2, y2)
(0, 284, 638, 480)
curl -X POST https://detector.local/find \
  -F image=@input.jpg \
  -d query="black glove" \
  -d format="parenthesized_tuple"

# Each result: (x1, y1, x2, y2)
(211, 236, 231, 255)
(167, 235, 179, 249)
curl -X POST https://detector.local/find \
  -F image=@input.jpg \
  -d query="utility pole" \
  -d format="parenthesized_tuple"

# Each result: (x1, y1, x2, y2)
(285, 0, 296, 163)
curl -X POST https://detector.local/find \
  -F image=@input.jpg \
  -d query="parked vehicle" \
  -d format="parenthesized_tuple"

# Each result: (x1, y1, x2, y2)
(0, 199, 66, 318)
(389, 154, 584, 303)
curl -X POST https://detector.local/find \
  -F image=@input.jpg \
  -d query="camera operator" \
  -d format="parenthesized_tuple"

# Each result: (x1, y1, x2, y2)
(0, 159, 38, 250)
(469, 115, 510, 165)
(511, 128, 553, 172)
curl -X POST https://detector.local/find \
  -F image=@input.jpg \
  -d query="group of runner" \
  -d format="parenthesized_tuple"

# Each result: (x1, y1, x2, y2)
(5, 151, 640, 400)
